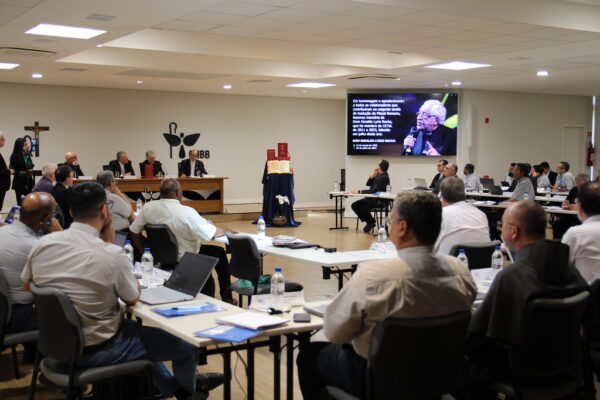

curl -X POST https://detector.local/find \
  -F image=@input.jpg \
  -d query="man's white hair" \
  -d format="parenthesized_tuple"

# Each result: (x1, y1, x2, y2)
(42, 163, 57, 178)
(421, 100, 447, 125)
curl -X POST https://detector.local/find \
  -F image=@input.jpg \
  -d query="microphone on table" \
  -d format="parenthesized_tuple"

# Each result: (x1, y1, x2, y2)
(404, 127, 417, 155)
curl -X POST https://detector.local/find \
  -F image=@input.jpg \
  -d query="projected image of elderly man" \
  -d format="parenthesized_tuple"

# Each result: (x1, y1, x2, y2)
(403, 99, 456, 156)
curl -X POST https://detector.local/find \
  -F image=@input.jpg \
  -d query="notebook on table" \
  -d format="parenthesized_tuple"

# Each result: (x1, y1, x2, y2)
(304, 300, 332, 317)
(140, 252, 217, 305)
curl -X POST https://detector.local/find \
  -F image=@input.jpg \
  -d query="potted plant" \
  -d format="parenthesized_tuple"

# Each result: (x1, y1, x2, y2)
(273, 195, 290, 226)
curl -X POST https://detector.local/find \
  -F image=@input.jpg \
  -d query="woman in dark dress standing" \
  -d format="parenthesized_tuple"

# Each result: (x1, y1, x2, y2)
(9, 137, 34, 204)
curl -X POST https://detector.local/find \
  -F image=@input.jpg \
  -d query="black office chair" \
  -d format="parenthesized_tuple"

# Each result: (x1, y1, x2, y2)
(0, 272, 38, 379)
(102, 165, 111, 171)
(28, 283, 154, 400)
(227, 233, 303, 307)
(355, 200, 391, 234)
(145, 224, 179, 269)
(449, 240, 501, 270)
(325, 311, 471, 400)
(491, 291, 590, 400)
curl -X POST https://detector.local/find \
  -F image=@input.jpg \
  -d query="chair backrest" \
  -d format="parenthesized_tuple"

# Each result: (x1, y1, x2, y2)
(227, 233, 262, 290)
(368, 311, 471, 400)
(587, 280, 600, 341)
(102, 164, 111, 171)
(511, 290, 590, 379)
(29, 283, 84, 364)
(146, 224, 179, 268)
(0, 272, 12, 342)
(449, 240, 501, 269)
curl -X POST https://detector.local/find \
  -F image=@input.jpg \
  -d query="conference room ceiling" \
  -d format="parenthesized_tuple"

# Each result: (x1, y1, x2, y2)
(1, 0, 600, 99)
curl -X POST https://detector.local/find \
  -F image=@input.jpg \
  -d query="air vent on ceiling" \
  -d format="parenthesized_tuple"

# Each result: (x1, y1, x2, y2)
(246, 79, 272, 83)
(508, 56, 531, 61)
(61, 67, 87, 72)
(387, 51, 404, 55)
(348, 74, 399, 80)
(117, 69, 229, 81)
(86, 14, 115, 22)
(0, 47, 56, 57)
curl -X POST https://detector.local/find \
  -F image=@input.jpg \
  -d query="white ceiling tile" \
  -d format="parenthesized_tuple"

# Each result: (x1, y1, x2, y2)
(486, 44, 530, 53)
(0, 4, 27, 16)
(441, 30, 499, 42)
(259, 8, 323, 22)
(252, 30, 315, 41)
(353, 20, 424, 34)
(376, 43, 426, 53)
(337, 39, 394, 50)
(309, 14, 373, 28)
(393, 11, 462, 26)
(414, 26, 463, 38)
(444, 41, 493, 51)
(304, 35, 356, 45)
(479, 35, 532, 45)
(292, 0, 364, 13)
(516, 38, 567, 48)
(476, 22, 540, 34)
(556, 31, 600, 42)
(205, 24, 267, 36)
(518, 27, 577, 39)
(242, 0, 303, 6)
(205, 1, 279, 17)
(154, 19, 219, 33)
(0, 13, 14, 25)
(279, 23, 337, 35)
(342, 5, 417, 19)
(231, 17, 293, 30)
(180, 10, 246, 24)
(436, 17, 505, 30)
(413, 37, 458, 48)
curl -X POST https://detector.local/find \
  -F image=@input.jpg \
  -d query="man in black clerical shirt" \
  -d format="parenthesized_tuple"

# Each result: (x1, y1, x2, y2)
(403, 100, 456, 156)
(50, 165, 74, 228)
(466, 201, 587, 398)
(179, 150, 207, 177)
(429, 159, 448, 189)
(108, 151, 135, 177)
(139, 150, 165, 177)
(58, 151, 84, 178)
(351, 159, 390, 233)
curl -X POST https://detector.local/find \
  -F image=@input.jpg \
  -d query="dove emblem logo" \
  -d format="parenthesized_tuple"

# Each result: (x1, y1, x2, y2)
(163, 122, 202, 159)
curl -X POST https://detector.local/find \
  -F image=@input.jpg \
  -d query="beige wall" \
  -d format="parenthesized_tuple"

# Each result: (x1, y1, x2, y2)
(0, 83, 345, 212)
(345, 89, 592, 201)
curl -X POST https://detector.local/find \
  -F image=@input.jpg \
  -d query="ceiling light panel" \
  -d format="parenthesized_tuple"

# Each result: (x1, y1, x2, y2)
(425, 61, 492, 70)
(25, 23, 106, 39)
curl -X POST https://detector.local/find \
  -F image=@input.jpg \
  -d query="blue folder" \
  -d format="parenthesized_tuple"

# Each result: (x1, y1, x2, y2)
(151, 302, 226, 318)
(194, 325, 262, 343)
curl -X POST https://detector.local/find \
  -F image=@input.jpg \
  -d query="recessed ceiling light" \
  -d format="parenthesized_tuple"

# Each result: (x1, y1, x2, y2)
(302, 90, 308, 93)
(96, 44, 104, 47)
(25, 23, 106, 39)
(287, 82, 336, 88)
(425, 61, 491, 70)
(136, 80, 143, 84)
(537, 70, 549, 77)
(223, 84, 232, 89)
(451, 81, 462, 86)
(31, 73, 43, 79)
(395, 77, 401, 81)
(0, 62, 19, 70)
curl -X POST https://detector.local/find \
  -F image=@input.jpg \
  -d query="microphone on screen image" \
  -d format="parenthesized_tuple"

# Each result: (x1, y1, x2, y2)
(403, 127, 417, 155)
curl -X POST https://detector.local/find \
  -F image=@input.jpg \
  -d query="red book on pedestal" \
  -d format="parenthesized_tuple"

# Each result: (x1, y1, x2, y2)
(144, 164, 155, 179)
(267, 149, 276, 161)
(277, 143, 288, 159)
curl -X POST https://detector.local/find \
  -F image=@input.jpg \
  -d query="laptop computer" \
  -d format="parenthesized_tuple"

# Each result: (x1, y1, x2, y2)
(140, 252, 218, 305)
(413, 178, 428, 190)
(489, 186, 504, 195)
(480, 178, 495, 190)
(304, 300, 332, 317)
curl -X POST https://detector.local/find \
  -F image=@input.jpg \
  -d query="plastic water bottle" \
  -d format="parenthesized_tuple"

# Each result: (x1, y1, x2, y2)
(141, 248, 154, 285)
(457, 249, 469, 268)
(123, 240, 134, 272)
(257, 216, 266, 240)
(386, 184, 391, 193)
(12, 206, 20, 222)
(333, 181, 340, 192)
(491, 246, 503, 270)
(478, 183, 484, 193)
(377, 224, 387, 241)
(136, 198, 143, 214)
(270, 267, 285, 310)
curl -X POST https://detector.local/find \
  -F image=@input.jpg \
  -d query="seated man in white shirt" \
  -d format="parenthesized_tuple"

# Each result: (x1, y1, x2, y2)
(508, 163, 535, 202)
(562, 181, 600, 283)
(553, 161, 576, 191)
(463, 163, 481, 192)
(96, 171, 135, 231)
(21, 182, 223, 399)
(130, 179, 236, 304)
(435, 177, 490, 255)
(296, 191, 477, 399)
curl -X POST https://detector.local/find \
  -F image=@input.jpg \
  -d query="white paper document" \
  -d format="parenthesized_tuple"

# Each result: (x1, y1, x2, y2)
(216, 312, 289, 331)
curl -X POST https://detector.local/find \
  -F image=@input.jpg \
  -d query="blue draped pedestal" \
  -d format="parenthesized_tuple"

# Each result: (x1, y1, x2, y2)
(259, 173, 301, 227)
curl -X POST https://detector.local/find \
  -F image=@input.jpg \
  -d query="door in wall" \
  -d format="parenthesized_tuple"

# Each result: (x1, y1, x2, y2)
(561, 125, 586, 174)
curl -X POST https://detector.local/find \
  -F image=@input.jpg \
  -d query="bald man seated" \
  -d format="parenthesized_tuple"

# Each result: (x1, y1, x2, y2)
(58, 151, 84, 178)
(0, 192, 61, 361)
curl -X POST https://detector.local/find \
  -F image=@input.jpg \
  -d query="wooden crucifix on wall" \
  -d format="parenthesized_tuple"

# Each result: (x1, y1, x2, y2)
(24, 121, 49, 157)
